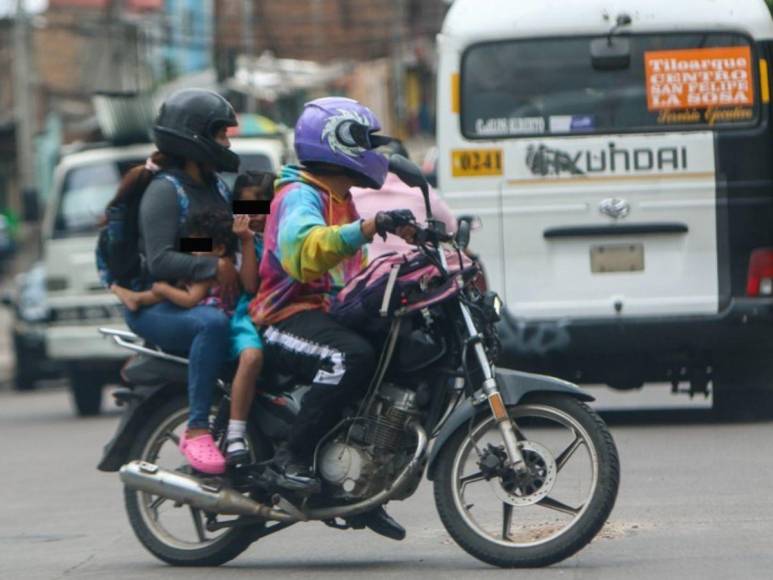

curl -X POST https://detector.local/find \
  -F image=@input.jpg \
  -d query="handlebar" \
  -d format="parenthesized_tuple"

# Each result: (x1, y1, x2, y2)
(411, 219, 454, 245)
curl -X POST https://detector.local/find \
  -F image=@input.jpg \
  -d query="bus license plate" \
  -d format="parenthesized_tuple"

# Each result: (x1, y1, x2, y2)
(590, 243, 644, 273)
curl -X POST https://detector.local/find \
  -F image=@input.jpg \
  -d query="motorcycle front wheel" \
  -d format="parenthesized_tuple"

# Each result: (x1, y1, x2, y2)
(433, 393, 620, 568)
(124, 395, 267, 566)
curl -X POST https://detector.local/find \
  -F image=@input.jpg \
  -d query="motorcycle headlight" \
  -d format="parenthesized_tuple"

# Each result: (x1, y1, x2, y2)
(492, 294, 503, 317)
(482, 292, 503, 322)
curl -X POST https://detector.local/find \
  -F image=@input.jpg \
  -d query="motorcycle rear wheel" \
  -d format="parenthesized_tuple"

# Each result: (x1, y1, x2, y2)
(433, 393, 619, 568)
(124, 395, 266, 566)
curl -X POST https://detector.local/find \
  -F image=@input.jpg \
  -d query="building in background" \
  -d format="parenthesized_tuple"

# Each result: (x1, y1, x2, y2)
(214, 0, 449, 137)
(0, 18, 18, 214)
(2, 0, 448, 215)
(161, 0, 214, 78)
(38, 0, 164, 130)
(1, 0, 220, 211)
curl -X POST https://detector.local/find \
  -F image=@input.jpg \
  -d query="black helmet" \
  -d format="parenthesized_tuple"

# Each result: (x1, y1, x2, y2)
(153, 89, 240, 172)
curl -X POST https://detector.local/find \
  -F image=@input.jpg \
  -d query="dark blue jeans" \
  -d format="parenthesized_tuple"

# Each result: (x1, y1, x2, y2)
(125, 302, 229, 429)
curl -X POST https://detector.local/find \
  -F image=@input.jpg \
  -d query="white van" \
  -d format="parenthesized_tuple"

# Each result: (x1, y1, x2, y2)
(221, 136, 290, 188)
(42, 143, 154, 415)
(436, 0, 773, 414)
(41, 138, 287, 415)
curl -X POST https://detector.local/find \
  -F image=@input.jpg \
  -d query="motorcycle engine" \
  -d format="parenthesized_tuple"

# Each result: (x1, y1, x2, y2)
(317, 383, 420, 500)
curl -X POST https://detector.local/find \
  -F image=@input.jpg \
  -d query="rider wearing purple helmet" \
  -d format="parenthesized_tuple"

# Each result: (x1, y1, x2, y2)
(250, 97, 415, 540)
(294, 97, 390, 188)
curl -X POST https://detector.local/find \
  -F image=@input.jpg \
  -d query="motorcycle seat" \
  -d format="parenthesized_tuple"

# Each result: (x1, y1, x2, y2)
(121, 353, 188, 386)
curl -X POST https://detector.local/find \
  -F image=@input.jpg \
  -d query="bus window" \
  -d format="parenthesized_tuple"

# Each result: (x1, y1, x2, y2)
(461, 33, 759, 139)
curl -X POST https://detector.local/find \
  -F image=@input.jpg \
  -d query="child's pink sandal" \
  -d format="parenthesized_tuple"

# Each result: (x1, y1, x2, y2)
(179, 432, 226, 474)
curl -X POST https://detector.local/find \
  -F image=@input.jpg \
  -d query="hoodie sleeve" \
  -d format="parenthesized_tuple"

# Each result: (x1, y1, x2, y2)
(277, 185, 367, 283)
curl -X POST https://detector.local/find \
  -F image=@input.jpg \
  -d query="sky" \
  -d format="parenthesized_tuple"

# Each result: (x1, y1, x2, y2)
(0, 0, 48, 18)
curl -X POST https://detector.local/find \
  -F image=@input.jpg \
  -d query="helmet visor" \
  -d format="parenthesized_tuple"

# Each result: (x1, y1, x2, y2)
(335, 120, 394, 151)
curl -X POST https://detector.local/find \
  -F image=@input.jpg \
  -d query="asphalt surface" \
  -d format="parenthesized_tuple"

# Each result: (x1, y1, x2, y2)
(2, 384, 772, 580)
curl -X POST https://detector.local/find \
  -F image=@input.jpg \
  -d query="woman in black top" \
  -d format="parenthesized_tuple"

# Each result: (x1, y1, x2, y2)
(110, 89, 241, 474)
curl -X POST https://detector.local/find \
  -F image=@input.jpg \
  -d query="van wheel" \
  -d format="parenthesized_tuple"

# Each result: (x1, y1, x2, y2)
(69, 371, 103, 416)
(12, 331, 39, 391)
(712, 360, 773, 420)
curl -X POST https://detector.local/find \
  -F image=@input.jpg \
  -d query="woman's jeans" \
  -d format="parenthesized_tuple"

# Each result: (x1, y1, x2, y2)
(125, 302, 229, 429)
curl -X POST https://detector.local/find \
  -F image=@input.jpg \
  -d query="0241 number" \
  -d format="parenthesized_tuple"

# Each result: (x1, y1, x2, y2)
(452, 149, 503, 177)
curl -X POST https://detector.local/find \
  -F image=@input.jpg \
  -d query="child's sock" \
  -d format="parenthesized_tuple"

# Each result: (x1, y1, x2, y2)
(226, 420, 247, 454)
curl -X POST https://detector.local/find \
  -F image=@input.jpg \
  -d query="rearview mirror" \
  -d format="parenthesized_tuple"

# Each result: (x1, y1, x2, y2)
(389, 153, 433, 219)
(590, 37, 631, 71)
(456, 219, 471, 250)
(457, 214, 482, 231)
(389, 154, 427, 189)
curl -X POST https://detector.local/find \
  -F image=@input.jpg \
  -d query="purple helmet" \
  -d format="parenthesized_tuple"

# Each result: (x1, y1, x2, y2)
(294, 97, 389, 189)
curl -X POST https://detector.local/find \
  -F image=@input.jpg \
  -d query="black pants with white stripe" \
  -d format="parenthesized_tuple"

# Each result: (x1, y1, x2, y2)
(263, 309, 376, 459)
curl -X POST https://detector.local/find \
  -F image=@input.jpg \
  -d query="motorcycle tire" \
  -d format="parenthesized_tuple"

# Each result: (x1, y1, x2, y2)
(433, 393, 620, 568)
(124, 395, 266, 567)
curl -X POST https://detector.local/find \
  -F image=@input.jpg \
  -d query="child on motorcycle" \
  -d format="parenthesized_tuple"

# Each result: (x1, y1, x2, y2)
(113, 172, 274, 466)
(111, 209, 237, 311)
(222, 171, 274, 464)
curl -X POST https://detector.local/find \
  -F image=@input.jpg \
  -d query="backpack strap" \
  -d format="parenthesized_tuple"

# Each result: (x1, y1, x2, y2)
(214, 174, 232, 204)
(156, 173, 191, 226)
(155, 172, 232, 225)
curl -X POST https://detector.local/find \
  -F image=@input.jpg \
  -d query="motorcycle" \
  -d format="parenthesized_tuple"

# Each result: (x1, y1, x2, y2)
(97, 154, 619, 568)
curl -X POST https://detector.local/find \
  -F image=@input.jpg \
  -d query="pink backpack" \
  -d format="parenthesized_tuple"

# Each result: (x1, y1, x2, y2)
(331, 249, 477, 329)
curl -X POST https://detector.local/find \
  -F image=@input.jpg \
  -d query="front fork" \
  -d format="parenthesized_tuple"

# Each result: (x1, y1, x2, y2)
(459, 301, 526, 470)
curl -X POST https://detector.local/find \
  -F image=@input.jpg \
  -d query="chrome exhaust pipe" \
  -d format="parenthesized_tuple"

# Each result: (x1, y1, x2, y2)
(121, 421, 428, 523)
(120, 461, 295, 521)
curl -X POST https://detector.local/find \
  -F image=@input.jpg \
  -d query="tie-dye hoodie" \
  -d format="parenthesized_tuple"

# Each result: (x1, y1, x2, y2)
(249, 165, 368, 326)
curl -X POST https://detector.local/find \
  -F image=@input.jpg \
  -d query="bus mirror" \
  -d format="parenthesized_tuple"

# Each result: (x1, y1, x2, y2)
(590, 37, 631, 71)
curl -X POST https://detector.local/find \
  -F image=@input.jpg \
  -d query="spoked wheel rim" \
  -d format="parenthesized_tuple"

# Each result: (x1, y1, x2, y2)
(134, 406, 248, 552)
(451, 404, 599, 548)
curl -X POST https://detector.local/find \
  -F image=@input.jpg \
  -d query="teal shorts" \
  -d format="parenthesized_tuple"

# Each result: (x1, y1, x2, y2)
(230, 294, 263, 359)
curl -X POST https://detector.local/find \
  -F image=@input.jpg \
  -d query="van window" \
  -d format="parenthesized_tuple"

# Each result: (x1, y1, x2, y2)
(461, 33, 758, 138)
(54, 159, 142, 237)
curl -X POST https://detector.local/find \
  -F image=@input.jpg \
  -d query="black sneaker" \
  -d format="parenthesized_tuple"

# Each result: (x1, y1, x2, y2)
(347, 505, 406, 541)
(225, 438, 250, 467)
(258, 444, 321, 494)
(259, 464, 321, 494)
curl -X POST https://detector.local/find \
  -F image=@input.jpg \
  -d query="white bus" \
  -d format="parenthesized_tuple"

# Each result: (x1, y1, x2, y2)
(436, 0, 773, 415)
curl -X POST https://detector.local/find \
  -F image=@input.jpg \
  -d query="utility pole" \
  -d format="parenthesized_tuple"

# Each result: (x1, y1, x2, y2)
(391, 0, 407, 138)
(12, 0, 35, 213)
(105, 0, 125, 91)
(242, 0, 256, 113)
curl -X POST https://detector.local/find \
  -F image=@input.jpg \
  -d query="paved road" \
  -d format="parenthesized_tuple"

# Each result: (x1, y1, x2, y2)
(2, 386, 772, 580)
